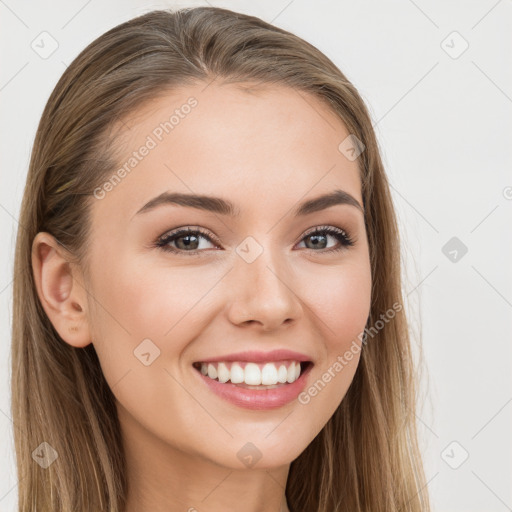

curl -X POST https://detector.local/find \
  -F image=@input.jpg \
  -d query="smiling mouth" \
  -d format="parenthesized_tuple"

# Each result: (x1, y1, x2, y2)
(192, 360, 313, 389)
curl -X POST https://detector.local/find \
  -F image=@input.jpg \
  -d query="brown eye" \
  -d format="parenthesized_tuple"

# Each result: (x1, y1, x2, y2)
(297, 226, 355, 253)
(156, 227, 217, 254)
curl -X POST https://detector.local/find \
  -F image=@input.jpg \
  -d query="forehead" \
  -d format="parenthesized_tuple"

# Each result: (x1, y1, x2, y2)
(91, 81, 363, 226)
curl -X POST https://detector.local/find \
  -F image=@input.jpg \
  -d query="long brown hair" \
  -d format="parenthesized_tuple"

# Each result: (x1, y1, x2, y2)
(11, 6, 431, 511)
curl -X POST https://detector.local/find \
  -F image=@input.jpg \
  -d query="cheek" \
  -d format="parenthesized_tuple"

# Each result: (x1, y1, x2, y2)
(303, 259, 372, 349)
(89, 251, 218, 341)
(84, 254, 207, 430)
(287, 258, 370, 410)
(290, 271, 370, 448)
(85, 251, 229, 399)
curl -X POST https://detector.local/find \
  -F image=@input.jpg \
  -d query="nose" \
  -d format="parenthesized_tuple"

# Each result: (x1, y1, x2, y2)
(226, 246, 303, 331)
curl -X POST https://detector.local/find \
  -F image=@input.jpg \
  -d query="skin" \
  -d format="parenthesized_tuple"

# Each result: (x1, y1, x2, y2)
(32, 81, 372, 512)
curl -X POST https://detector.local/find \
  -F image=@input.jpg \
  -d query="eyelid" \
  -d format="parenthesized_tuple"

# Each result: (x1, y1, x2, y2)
(156, 225, 220, 248)
(300, 224, 349, 240)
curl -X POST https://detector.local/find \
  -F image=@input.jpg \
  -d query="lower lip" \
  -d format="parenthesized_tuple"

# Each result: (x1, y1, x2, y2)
(194, 364, 313, 410)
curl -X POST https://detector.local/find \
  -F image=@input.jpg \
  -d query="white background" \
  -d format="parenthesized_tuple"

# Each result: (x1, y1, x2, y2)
(1, 1, 511, 511)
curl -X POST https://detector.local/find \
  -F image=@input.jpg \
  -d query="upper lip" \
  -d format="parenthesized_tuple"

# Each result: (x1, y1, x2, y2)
(195, 349, 313, 364)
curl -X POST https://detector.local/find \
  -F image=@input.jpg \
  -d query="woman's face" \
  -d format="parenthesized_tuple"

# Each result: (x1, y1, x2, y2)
(82, 81, 372, 469)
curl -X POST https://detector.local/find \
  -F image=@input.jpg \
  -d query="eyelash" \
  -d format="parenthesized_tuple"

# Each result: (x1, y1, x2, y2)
(154, 225, 355, 256)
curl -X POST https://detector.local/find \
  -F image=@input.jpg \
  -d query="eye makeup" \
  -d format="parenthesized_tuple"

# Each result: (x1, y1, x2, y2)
(153, 224, 356, 256)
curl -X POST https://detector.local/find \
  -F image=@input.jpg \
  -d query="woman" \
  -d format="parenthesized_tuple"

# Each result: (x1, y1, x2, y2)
(11, 6, 431, 511)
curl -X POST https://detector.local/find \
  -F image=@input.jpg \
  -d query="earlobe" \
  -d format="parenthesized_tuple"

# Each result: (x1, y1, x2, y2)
(31, 232, 91, 348)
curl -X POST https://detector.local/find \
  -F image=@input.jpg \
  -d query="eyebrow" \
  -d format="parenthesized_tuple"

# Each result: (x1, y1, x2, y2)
(134, 188, 364, 218)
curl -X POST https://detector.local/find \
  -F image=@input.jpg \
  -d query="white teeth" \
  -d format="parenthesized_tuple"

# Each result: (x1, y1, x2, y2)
(217, 362, 230, 383)
(207, 363, 217, 380)
(286, 362, 295, 383)
(198, 360, 305, 386)
(230, 363, 244, 384)
(261, 363, 278, 385)
(244, 363, 261, 385)
(277, 365, 288, 383)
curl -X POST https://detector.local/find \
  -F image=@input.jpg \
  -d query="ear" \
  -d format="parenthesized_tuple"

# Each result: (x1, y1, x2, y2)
(31, 232, 92, 348)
